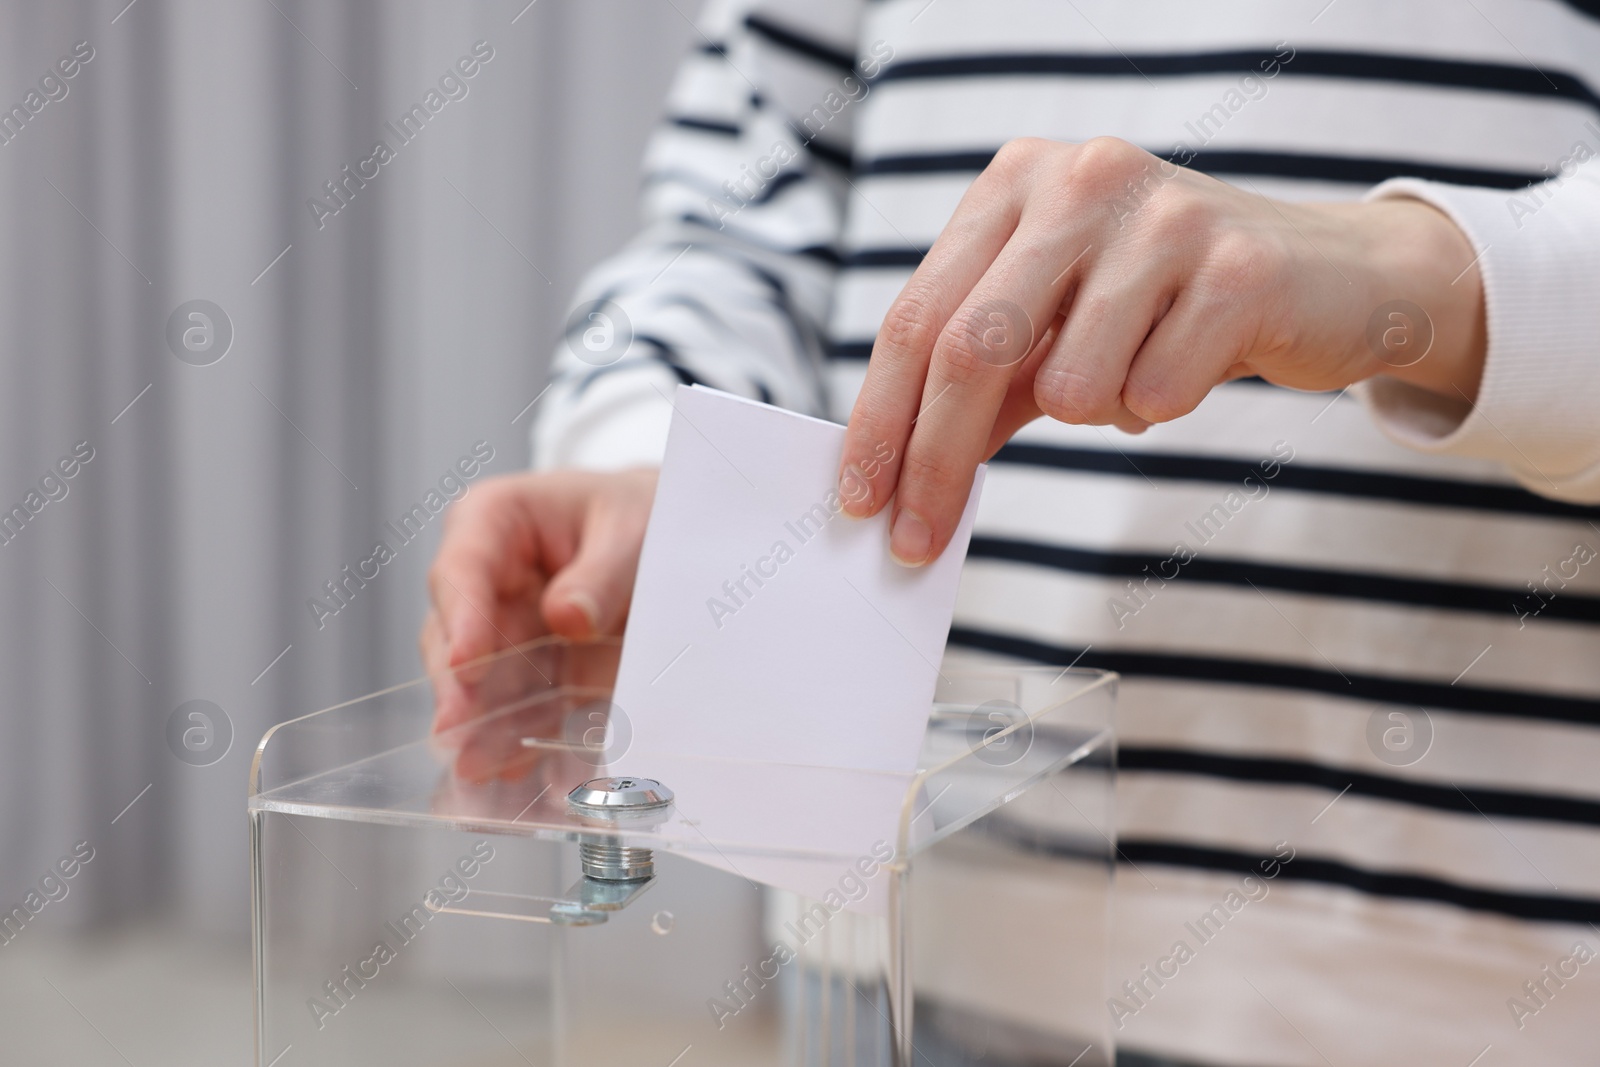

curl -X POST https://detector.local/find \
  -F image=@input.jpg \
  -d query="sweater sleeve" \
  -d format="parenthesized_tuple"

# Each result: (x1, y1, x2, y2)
(530, 0, 867, 471)
(1361, 155, 1600, 503)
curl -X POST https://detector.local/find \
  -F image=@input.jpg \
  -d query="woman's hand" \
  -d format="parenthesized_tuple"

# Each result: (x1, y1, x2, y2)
(420, 467, 656, 734)
(837, 136, 1486, 565)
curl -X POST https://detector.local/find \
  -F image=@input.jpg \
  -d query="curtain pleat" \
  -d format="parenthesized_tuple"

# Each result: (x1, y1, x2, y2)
(0, 0, 694, 938)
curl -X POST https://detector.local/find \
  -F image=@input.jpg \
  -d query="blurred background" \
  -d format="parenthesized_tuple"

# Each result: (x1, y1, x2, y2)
(0, 1, 700, 1060)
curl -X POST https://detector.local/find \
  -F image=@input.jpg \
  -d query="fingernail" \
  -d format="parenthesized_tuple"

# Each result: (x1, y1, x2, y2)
(839, 464, 873, 518)
(889, 508, 933, 567)
(566, 590, 601, 633)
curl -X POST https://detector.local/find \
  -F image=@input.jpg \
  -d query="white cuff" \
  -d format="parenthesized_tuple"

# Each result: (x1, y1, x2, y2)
(530, 365, 677, 472)
(1362, 154, 1600, 502)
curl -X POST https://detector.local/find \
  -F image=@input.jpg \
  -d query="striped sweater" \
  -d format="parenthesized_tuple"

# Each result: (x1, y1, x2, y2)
(531, 2, 1600, 1063)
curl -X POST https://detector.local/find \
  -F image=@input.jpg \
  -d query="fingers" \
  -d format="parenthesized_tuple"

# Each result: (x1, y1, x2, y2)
(427, 476, 557, 703)
(888, 300, 1038, 565)
(421, 468, 655, 741)
(845, 136, 1329, 570)
(1123, 283, 1255, 422)
(838, 151, 1025, 520)
(981, 324, 1060, 457)
(452, 700, 545, 783)
(845, 138, 1172, 567)
(420, 608, 450, 676)
(888, 248, 1077, 564)
(1033, 256, 1175, 432)
(429, 481, 535, 672)
(421, 609, 479, 735)
(887, 161, 1125, 563)
(541, 475, 654, 639)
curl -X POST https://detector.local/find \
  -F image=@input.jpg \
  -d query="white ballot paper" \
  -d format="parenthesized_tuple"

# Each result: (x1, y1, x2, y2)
(609, 385, 985, 913)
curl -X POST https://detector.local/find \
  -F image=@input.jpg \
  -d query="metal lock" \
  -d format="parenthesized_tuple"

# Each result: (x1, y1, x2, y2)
(567, 776, 675, 881)
(551, 776, 674, 925)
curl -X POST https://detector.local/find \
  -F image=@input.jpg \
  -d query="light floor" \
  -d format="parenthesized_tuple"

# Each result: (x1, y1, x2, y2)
(0, 925, 253, 1066)
(0, 925, 779, 1066)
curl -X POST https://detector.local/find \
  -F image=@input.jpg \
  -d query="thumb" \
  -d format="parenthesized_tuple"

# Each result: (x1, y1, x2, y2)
(541, 496, 646, 639)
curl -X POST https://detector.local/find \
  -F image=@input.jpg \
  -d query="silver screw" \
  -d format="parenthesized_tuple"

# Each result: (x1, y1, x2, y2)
(567, 776, 673, 882)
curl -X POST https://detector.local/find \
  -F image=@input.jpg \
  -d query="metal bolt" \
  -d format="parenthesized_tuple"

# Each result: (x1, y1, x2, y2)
(567, 776, 673, 882)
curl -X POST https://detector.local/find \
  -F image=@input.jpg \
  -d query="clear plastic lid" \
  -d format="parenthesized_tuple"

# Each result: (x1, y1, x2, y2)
(249, 636, 1116, 866)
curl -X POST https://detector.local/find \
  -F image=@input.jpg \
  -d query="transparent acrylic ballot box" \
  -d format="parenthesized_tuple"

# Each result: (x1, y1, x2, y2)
(249, 637, 1117, 1067)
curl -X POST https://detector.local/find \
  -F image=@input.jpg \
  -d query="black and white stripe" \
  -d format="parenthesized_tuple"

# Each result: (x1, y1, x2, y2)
(536, 1, 1600, 1058)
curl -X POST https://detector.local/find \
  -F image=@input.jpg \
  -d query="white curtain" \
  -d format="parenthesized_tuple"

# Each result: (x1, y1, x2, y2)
(0, 0, 697, 937)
